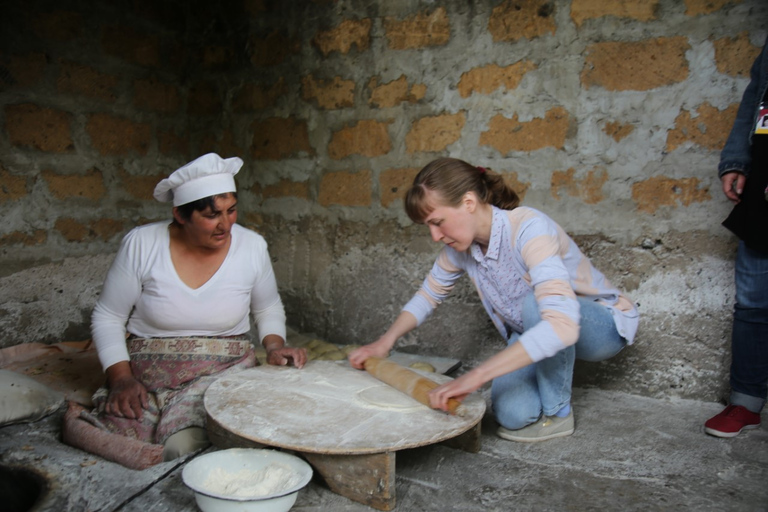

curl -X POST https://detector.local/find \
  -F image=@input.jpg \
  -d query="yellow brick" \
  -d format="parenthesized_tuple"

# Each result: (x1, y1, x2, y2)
(713, 32, 762, 77)
(119, 169, 167, 200)
(479, 107, 570, 154)
(91, 219, 125, 241)
(570, 0, 658, 26)
(581, 37, 690, 91)
(632, 176, 711, 213)
(133, 76, 181, 112)
(42, 168, 106, 201)
(301, 75, 355, 109)
(405, 113, 466, 153)
(232, 78, 287, 111)
(684, 0, 739, 16)
(1, 53, 46, 88)
(6, 104, 73, 152)
(260, 179, 310, 200)
(666, 103, 739, 152)
(57, 60, 119, 102)
(603, 121, 635, 142)
(384, 8, 450, 50)
(328, 120, 392, 159)
(0, 167, 28, 201)
(457, 62, 537, 98)
(500, 171, 531, 201)
(318, 170, 372, 206)
(251, 118, 314, 159)
(86, 113, 151, 156)
(158, 129, 189, 156)
(380, 167, 419, 207)
(55, 218, 88, 242)
(313, 19, 372, 56)
(0, 230, 47, 246)
(369, 76, 426, 107)
(488, 0, 556, 42)
(551, 167, 608, 205)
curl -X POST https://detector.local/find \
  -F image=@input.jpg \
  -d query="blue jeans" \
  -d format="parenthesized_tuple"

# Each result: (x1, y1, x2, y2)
(492, 293, 627, 429)
(730, 241, 768, 414)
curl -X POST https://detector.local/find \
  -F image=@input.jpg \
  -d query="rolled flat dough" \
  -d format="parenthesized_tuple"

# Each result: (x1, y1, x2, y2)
(356, 385, 423, 411)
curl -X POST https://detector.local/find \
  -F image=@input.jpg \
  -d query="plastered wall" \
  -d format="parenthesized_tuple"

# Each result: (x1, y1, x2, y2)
(1, 0, 767, 403)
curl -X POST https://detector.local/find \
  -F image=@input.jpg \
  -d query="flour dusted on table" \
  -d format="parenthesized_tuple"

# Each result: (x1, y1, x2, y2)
(202, 462, 301, 497)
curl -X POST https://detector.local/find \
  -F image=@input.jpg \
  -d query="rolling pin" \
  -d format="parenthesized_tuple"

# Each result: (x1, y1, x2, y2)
(363, 357, 466, 416)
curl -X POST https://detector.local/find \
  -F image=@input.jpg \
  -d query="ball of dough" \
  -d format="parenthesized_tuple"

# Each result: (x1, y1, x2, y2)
(409, 361, 436, 373)
(313, 343, 339, 356)
(306, 339, 324, 350)
(254, 348, 268, 364)
(341, 344, 361, 355)
(321, 350, 346, 361)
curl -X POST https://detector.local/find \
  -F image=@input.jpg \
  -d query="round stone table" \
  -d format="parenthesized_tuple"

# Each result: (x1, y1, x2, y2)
(204, 360, 486, 510)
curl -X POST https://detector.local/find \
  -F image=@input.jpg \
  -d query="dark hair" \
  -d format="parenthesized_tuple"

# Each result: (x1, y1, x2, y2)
(174, 192, 238, 222)
(404, 158, 520, 223)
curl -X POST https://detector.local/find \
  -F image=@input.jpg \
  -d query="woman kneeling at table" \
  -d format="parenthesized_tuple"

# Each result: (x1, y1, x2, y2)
(349, 157, 638, 443)
(64, 153, 306, 467)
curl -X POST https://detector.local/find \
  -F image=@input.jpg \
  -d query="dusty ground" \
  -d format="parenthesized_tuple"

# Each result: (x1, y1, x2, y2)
(1, 387, 766, 512)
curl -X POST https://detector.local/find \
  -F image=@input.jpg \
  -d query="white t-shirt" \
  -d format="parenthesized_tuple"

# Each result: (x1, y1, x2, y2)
(91, 221, 286, 370)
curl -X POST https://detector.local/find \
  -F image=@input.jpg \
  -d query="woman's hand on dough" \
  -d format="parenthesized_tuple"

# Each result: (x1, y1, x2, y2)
(349, 312, 416, 369)
(347, 342, 390, 370)
(106, 375, 149, 420)
(427, 373, 481, 412)
(267, 347, 307, 368)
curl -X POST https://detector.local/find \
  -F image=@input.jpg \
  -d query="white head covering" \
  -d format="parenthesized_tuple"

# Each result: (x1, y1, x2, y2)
(153, 153, 242, 206)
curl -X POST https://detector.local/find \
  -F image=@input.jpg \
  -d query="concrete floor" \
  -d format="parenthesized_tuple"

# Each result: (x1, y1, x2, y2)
(1, 387, 766, 512)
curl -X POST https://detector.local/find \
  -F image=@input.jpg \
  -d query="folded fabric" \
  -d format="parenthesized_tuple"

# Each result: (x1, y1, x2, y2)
(61, 402, 164, 470)
(0, 369, 65, 426)
(0, 340, 103, 406)
(0, 340, 91, 367)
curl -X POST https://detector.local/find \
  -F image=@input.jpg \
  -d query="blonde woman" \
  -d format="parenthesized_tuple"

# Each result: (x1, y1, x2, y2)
(350, 157, 638, 442)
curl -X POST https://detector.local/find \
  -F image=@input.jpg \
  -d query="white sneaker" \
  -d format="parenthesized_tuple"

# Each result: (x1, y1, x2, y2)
(496, 412, 574, 442)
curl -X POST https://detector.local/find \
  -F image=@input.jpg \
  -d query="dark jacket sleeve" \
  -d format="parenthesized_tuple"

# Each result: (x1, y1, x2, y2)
(718, 36, 768, 179)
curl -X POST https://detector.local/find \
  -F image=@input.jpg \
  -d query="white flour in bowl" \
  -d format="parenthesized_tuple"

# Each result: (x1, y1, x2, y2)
(202, 462, 301, 498)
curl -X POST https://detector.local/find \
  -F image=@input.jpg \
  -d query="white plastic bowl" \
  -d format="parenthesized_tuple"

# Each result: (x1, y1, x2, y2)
(182, 448, 313, 512)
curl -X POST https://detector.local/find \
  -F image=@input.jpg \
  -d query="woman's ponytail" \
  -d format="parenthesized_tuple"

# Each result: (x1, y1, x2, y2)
(405, 158, 519, 223)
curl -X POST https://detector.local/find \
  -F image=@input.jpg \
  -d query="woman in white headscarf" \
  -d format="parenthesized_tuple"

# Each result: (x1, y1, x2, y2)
(64, 153, 306, 467)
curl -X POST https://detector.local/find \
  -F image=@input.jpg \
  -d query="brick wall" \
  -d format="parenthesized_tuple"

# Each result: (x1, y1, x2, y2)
(1, 0, 767, 402)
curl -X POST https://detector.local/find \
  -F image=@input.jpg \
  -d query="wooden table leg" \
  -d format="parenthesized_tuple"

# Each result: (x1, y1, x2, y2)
(441, 420, 482, 453)
(302, 451, 396, 511)
(206, 413, 266, 449)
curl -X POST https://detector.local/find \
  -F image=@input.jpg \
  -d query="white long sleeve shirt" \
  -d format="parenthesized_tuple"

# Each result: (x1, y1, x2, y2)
(91, 221, 286, 371)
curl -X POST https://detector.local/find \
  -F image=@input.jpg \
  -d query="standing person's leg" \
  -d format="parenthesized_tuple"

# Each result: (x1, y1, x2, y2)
(705, 242, 768, 437)
(730, 242, 768, 411)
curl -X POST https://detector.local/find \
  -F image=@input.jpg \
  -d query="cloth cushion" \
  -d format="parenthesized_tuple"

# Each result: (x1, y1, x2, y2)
(62, 402, 163, 470)
(0, 369, 65, 426)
